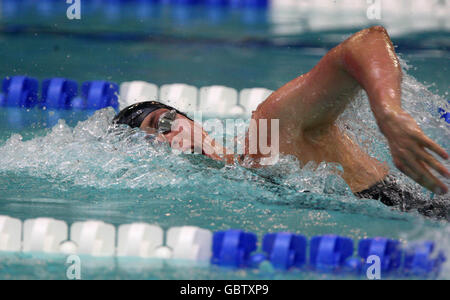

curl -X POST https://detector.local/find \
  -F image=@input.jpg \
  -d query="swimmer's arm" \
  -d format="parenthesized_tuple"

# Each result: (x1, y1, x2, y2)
(256, 26, 402, 132)
(256, 26, 449, 194)
(341, 26, 449, 194)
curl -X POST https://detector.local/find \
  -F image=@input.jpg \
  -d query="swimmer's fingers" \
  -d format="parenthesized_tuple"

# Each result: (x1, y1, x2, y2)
(402, 156, 448, 194)
(396, 158, 431, 191)
(417, 149, 450, 179)
(419, 135, 449, 160)
(415, 161, 448, 195)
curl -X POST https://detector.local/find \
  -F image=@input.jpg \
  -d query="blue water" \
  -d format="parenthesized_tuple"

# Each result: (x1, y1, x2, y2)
(0, 1, 449, 279)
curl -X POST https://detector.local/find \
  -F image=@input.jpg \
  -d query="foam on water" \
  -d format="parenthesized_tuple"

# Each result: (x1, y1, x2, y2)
(0, 108, 419, 221)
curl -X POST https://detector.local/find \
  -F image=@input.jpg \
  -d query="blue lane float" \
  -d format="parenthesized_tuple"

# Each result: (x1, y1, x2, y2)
(81, 81, 119, 110)
(41, 78, 78, 109)
(404, 241, 446, 277)
(211, 230, 257, 268)
(310, 235, 354, 273)
(358, 238, 402, 274)
(0, 76, 119, 111)
(1, 76, 39, 108)
(205, 0, 229, 6)
(230, 0, 268, 8)
(210, 230, 446, 278)
(146, 0, 269, 7)
(262, 232, 307, 270)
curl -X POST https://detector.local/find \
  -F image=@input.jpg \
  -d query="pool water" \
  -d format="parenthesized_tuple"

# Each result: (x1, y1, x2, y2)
(0, 1, 449, 279)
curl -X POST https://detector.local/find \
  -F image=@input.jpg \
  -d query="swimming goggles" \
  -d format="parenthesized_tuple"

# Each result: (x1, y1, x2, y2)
(157, 109, 178, 134)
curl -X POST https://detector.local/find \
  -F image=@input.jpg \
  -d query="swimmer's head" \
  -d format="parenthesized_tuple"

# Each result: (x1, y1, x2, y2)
(113, 101, 225, 161)
(113, 101, 190, 130)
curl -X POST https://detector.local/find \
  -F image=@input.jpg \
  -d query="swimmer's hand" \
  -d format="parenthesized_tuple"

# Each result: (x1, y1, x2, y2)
(379, 108, 449, 195)
(161, 118, 227, 162)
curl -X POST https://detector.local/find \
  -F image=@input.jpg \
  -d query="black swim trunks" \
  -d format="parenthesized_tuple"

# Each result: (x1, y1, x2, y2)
(354, 174, 411, 207)
(355, 174, 449, 220)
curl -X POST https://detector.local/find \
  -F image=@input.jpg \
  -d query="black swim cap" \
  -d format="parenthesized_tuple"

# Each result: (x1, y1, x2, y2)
(113, 101, 190, 129)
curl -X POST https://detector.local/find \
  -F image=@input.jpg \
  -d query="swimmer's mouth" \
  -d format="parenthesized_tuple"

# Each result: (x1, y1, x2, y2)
(147, 134, 209, 156)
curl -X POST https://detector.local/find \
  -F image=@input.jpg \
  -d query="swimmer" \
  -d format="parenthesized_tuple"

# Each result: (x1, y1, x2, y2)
(114, 26, 449, 206)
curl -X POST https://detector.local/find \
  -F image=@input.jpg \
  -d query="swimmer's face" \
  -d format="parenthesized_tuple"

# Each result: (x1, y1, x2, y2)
(140, 108, 173, 135)
(140, 109, 224, 161)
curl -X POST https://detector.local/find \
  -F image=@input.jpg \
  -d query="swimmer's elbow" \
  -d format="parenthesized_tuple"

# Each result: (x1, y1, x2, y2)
(367, 25, 388, 35)
(360, 26, 389, 39)
(341, 25, 398, 72)
(345, 26, 390, 48)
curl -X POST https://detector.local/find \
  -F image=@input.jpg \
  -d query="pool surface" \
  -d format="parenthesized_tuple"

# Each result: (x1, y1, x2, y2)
(0, 1, 449, 279)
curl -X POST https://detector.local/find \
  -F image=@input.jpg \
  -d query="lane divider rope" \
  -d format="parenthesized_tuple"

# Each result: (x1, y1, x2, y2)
(0, 215, 446, 278)
(1, 75, 448, 124)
